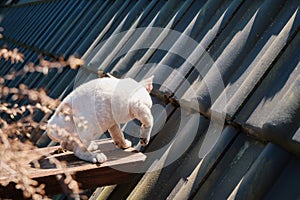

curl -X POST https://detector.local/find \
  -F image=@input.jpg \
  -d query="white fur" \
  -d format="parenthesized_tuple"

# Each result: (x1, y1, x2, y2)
(47, 76, 153, 163)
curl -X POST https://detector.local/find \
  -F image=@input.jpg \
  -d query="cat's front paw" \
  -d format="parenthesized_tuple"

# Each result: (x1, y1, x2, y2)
(140, 125, 151, 146)
(123, 139, 132, 148)
(140, 137, 149, 146)
(115, 139, 132, 149)
(91, 152, 107, 164)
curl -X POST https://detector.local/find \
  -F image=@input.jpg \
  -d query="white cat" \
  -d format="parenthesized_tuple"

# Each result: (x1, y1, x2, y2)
(47, 75, 154, 163)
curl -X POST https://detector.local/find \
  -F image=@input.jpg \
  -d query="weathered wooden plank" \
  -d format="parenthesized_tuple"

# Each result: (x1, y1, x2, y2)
(0, 139, 146, 198)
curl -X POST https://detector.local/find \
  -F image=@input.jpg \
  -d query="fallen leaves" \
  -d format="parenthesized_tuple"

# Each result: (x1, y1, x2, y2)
(0, 44, 84, 199)
(1, 53, 84, 83)
(0, 47, 24, 64)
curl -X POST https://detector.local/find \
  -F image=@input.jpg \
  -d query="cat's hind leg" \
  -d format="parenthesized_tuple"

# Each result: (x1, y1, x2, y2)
(48, 126, 107, 163)
(87, 140, 99, 151)
(47, 116, 107, 163)
(61, 134, 107, 163)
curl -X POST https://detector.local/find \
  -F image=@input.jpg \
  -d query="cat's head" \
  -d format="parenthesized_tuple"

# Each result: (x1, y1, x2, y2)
(109, 75, 154, 126)
(129, 75, 154, 109)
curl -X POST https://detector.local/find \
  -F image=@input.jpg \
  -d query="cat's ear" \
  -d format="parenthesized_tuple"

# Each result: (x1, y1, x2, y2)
(140, 75, 154, 93)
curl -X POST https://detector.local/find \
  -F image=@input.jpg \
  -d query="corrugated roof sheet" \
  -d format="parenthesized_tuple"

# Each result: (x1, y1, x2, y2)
(1, 0, 300, 199)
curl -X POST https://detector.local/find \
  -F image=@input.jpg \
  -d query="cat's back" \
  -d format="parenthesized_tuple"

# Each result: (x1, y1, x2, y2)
(61, 77, 119, 104)
(59, 78, 119, 116)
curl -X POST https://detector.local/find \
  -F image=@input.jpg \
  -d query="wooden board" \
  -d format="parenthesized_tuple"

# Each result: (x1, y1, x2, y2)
(0, 139, 146, 198)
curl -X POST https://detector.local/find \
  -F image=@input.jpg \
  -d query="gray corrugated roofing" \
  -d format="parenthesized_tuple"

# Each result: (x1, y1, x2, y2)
(1, 0, 300, 199)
